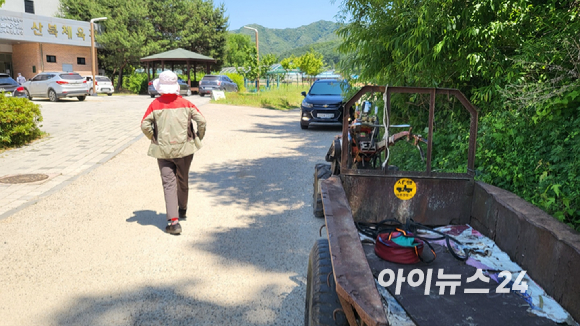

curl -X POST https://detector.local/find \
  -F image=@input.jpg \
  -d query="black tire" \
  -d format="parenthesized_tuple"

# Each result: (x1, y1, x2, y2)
(150, 94, 155, 98)
(325, 139, 342, 175)
(107, 93, 113, 96)
(48, 89, 58, 102)
(77, 96, 86, 101)
(24, 89, 32, 100)
(304, 239, 348, 326)
(200, 93, 205, 97)
(301, 123, 309, 130)
(313, 163, 332, 218)
(331, 160, 340, 176)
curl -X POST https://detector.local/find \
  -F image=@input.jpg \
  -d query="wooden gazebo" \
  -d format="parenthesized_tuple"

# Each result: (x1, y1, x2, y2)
(140, 48, 216, 88)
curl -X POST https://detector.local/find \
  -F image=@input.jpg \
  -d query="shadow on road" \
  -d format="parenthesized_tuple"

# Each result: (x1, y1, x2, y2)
(126, 210, 167, 232)
(50, 277, 307, 325)
(188, 117, 333, 272)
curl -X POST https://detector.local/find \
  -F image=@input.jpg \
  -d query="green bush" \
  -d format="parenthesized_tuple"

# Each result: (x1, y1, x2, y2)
(224, 72, 245, 92)
(123, 72, 149, 94)
(0, 95, 43, 148)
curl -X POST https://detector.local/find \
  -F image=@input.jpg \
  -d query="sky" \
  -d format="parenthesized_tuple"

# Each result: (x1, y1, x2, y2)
(215, 0, 342, 30)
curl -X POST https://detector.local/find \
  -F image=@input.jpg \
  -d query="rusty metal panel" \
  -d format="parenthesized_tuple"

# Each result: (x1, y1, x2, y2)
(471, 182, 580, 323)
(320, 176, 388, 326)
(342, 174, 473, 226)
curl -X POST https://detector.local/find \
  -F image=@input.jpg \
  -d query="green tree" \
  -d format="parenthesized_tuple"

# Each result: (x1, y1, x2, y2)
(224, 33, 252, 67)
(147, 0, 228, 67)
(280, 55, 297, 85)
(260, 53, 278, 85)
(297, 49, 324, 84)
(235, 47, 277, 87)
(236, 45, 258, 81)
(59, 0, 152, 91)
(59, 0, 228, 89)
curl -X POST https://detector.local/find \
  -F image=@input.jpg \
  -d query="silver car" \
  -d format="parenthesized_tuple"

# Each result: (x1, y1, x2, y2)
(198, 75, 238, 97)
(22, 72, 90, 102)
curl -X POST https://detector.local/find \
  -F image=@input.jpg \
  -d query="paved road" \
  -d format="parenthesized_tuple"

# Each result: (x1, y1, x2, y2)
(0, 96, 340, 325)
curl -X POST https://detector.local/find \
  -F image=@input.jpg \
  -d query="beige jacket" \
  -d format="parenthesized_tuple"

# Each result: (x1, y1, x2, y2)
(141, 94, 206, 159)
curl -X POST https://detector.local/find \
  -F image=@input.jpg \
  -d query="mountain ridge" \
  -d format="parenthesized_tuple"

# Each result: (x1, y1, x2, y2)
(230, 20, 340, 57)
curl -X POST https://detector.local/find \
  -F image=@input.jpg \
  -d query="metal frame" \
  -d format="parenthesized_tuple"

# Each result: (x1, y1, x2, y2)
(341, 86, 479, 175)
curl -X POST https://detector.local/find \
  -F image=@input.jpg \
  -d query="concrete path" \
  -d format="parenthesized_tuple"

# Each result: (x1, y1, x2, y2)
(0, 97, 339, 325)
(0, 95, 209, 219)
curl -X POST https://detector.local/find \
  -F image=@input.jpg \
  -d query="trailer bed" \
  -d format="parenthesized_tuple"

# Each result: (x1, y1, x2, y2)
(362, 242, 558, 326)
(321, 175, 578, 326)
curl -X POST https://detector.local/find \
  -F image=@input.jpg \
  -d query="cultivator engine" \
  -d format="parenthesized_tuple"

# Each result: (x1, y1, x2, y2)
(325, 100, 427, 174)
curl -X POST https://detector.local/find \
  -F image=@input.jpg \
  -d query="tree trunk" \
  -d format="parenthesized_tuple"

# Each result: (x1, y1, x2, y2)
(116, 63, 126, 92)
(111, 68, 118, 89)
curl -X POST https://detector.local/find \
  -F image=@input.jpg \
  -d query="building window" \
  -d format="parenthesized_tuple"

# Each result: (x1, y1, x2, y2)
(46, 55, 56, 63)
(24, 0, 34, 14)
(77, 57, 86, 65)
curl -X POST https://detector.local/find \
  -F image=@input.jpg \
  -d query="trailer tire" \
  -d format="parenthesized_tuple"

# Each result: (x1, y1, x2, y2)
(304, 239, 348, 326)
(313, 163, 332, 218)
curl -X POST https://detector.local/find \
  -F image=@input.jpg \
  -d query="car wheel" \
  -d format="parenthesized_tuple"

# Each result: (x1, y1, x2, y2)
(48, 89, 58, 102)
(186, 89, 191, 96)
(24, 89, 32, 100)
(107, 93, 113, 96)
(200, 93, 205, 97)
(150, 94, 155, 98)
(301, 122, 309, 130)
(77, 96, 86, 101)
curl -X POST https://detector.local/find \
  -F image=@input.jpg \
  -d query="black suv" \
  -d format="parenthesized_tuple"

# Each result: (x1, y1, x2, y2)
(300, 79, 346, 129)
(199, 75, 238, 96)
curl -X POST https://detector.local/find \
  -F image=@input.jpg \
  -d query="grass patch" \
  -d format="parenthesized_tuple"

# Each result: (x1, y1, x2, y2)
(212, 84, 310, 110)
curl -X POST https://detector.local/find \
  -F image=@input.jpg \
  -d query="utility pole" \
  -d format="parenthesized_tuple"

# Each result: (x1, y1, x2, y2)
(243, 26, 259, 93)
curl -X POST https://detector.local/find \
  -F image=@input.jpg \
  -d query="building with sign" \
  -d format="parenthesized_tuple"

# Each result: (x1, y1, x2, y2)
(0, 1, 97, 80)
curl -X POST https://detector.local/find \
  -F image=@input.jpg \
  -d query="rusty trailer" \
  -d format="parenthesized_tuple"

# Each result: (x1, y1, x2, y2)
(304, 86, 580, 326)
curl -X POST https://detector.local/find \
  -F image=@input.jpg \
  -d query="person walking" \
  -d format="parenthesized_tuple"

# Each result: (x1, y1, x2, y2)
(16, 73, 26, 85)
(141, 71, 206, 235)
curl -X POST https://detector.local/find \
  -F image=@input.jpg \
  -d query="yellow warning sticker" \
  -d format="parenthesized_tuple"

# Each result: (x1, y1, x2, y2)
(394, 178, 416, 200)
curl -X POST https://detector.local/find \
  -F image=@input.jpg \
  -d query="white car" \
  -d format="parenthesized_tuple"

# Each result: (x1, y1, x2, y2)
(84, 75, 114, 96)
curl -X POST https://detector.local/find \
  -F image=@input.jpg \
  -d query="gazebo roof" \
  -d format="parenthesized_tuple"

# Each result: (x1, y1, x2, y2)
(140, 48, 216, 63)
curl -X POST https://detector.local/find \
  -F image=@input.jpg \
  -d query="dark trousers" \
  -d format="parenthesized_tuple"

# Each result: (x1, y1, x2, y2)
(157, 154, 194, 219)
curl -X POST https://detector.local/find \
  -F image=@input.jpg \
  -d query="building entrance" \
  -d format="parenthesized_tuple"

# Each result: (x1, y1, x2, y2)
(0, 53, 13, 77)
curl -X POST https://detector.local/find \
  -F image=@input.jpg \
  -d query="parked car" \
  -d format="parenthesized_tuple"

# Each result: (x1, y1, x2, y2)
(21, 72, 89, 102)
(148, 77, 192, 98)
(198, 75, 238, 96)
(84, 75, 114, 96)
(300, 79, 346, 129)
(0, 73, 28, 98)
